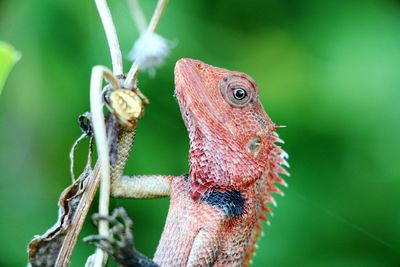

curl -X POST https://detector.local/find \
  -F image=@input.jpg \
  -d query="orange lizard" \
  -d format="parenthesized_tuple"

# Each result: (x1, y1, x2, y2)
(86, 58, 289, 266)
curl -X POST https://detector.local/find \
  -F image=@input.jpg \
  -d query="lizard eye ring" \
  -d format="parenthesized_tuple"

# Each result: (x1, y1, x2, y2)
(220, 75, 255, 107)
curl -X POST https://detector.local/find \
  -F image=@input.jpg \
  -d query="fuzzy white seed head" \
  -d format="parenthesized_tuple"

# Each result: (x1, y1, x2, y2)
(128, 32, 174, 76)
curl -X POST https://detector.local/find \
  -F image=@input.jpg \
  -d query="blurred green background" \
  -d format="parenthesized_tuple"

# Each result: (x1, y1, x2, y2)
(1, 0, 399, 266)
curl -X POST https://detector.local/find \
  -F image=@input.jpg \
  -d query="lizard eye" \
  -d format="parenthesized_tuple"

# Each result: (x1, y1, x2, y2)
(220, 75, 256, 107)
(233, 88, 247, 100)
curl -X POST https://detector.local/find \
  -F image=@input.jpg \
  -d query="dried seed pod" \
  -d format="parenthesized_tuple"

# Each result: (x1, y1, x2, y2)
(108, 89, 145, 129)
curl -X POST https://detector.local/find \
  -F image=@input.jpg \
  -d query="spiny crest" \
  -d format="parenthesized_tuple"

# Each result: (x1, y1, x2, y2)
(243, 129, 289, 266)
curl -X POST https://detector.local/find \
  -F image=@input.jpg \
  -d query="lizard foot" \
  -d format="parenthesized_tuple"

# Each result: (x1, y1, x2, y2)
(84, 207, 158, 267)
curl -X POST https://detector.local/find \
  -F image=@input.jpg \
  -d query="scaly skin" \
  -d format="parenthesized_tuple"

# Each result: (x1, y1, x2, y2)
(152, 59, 288, 266)
(95, 58, 289, 266)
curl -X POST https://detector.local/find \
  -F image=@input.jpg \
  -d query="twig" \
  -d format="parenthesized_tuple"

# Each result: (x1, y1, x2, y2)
(147, 0, 168, 33)
(90, 1, 128, 266)
(124, 0, 169, 88)
(90, 66, 115, 267)
(128, 0, 147, 34)
(95, 0, 123, 76)
(93, 1, 124, 265)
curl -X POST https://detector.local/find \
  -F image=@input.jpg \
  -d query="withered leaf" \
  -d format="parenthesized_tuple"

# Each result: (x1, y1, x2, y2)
(28, 165, 101, 267)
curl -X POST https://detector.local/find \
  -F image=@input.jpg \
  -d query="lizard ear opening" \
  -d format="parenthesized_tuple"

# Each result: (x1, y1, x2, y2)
(220, 75, 255, 107)
(247, 136, 262, 155)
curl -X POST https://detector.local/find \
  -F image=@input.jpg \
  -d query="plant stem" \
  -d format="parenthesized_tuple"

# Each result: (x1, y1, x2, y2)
(95, 0, 123, 76)
(128, 0, 147, 34)
(124, 0, 169, 88)
(90, 66, 114, 267)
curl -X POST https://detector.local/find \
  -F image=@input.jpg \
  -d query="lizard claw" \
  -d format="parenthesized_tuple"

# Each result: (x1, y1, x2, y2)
(84, 208, 158, 267)
(84, 234, 125, 256)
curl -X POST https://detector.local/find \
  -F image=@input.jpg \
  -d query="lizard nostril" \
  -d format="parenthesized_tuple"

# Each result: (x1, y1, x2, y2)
(196, 63, 204, 70)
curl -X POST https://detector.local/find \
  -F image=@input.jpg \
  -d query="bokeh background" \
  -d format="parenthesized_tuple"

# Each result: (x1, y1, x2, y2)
(1, 0, 399, 266)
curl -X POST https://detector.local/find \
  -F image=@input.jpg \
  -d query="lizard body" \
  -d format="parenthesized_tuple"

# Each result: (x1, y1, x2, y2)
(106, 58, 288, 266)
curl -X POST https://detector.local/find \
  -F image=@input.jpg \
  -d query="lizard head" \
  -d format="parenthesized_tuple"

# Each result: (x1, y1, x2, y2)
(175, 58, 282, 200)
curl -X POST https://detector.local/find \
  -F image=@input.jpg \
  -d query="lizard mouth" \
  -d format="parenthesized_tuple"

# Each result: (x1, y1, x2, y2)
(179, 100, 195, 133)
(174, 58, 226, 134)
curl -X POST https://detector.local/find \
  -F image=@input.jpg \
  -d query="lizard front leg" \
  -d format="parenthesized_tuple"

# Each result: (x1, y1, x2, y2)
(85, 208, 159, 267)
(108, 115, 178, 199)
(186, 229, 221, 266)
(108, 121, 176, 199)
(111, 175, 174, 198)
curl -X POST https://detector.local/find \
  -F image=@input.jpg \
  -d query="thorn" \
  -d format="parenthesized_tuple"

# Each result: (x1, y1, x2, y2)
(273, 137, 285, 144)
(276, 165, 290, 176)
(271, 173, 287, 187)
(274, 124, 286, 130)
(282, 181, 289, 188)
(280, 160, 290, 168)
(264, 194, 272, 202)
(259, 212, 268, 222)
(280, 151, 289, 159)
(270, 197, 277, 207)
(262, 202, 272, 214)
(270, 184, 283, 196)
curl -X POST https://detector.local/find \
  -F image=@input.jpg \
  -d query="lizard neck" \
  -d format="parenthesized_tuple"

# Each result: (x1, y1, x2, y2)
(187, 125, 271, 200)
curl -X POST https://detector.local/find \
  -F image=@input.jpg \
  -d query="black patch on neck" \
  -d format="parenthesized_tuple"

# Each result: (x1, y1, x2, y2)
(201, 190, 245, 218)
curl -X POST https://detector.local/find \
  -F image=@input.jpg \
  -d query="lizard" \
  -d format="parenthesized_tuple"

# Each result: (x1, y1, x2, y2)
(86, 58, 289, 266)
